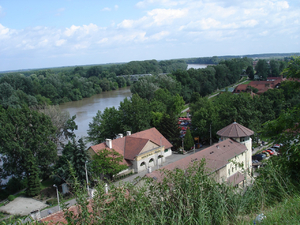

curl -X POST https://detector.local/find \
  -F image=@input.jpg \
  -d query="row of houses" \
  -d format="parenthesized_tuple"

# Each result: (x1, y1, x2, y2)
(88, 121, 254, 188)
(233, 76, 300, 95)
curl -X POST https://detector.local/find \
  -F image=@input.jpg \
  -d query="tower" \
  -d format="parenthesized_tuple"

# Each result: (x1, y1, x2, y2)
(216, 122, 254, 177)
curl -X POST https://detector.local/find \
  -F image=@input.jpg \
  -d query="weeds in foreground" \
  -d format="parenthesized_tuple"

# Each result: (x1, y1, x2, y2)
(60, 159, 296, 225)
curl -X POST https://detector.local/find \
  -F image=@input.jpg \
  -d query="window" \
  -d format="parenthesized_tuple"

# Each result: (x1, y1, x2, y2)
(232, 167, 234, 172)
(164, 149, 168, 153)
(228, 169, 230, 176)
(140, 162, 146, 167)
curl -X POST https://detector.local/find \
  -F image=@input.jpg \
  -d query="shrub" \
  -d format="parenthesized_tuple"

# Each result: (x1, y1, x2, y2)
(6, 177, 27, 195)
(46, 198, 57, 206)
(7, 195, 15, 201)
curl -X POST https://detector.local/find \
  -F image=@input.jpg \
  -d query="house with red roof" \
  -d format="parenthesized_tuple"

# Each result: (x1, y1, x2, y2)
(233, 79, 283, 95)
(146, 122, 254, 188)
(88, 128, 173, 174)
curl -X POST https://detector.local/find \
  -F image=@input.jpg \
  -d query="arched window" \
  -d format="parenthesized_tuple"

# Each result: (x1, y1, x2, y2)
(140, 162, 146, 167)
(149, 158, 154, 163)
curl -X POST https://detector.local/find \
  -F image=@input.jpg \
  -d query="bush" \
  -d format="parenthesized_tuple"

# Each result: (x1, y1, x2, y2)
(46, 198, 57, 206)
(6, 177, 27, 195)
(7, 195, 15, 201)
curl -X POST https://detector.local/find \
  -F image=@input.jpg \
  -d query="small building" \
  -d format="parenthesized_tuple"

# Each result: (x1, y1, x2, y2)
(146, 122, 254, 188)
(88, 128, 173, 174)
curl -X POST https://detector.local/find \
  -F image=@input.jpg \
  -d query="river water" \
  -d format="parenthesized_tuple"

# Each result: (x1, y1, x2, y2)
(58, 64, 207, 140)
(59, 87, 132, 139)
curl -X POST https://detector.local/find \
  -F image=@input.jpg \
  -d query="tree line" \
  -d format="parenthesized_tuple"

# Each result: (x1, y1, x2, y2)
(0, 59, 187, 107)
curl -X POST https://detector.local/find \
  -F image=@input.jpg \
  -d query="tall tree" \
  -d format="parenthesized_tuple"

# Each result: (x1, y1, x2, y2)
(0, 106, 57, 180)
(184, 128, 194, 150)
(255, 59, 269, 80)
(246, 65, 254, 80)
(53, 138, 90, 184)
(157, 113, 181, 151)
(87, 107, 122, 144)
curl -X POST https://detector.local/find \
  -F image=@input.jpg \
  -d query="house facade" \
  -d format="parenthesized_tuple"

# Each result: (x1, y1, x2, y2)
(88, 128, 173, 174)
(146, 122, 254, 188)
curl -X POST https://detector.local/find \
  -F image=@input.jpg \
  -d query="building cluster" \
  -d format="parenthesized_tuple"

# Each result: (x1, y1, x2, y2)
(39, 121, 254, 224)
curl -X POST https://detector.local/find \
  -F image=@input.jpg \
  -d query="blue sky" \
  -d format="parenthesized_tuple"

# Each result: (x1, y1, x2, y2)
(0, 0, 299, 71)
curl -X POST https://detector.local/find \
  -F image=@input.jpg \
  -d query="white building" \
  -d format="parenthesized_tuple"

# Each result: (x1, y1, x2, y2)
(88, 128, 173, 174)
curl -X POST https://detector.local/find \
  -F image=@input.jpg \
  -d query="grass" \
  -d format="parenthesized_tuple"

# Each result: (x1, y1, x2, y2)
(240, 195, 300, 224)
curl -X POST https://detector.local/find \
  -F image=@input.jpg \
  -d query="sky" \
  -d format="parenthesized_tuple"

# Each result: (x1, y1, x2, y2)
(0, 0, 299, 71)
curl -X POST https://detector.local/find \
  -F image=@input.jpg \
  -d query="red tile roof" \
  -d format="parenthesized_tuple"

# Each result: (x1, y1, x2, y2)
(146, 139, 247, 182)
(89, 128, 172, 164)
(217, 122, 254, 138)
(124, 136, 149, 160)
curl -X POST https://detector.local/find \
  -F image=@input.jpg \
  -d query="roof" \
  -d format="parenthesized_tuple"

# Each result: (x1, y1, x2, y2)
(227, 172, 245, 186)
(216, 122, 254, 138)
(146, 138, 247, 182)
(89, 127, 172, 164)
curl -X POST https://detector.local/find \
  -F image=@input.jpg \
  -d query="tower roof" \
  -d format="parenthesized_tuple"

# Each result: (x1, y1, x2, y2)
(216, 122, 254, 138)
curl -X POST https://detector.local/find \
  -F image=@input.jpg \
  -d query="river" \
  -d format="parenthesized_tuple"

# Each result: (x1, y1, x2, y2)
(58, 64, 208, 140)
(187, 64, 209, 69)
(59, 87, 132, 139)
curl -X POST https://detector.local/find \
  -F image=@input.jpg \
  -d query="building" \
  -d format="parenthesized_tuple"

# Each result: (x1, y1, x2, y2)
(88, 128, 173, 174)
(146, 122, 254, 188)
(233, 79, 282, 95)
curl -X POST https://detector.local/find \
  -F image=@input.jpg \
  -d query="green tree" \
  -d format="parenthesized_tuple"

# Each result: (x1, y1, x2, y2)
(270, 59, 280, 77)
(53, 138, 90, 184)
(246, 65, 254, 80)
(255, 59, 269, 80)
(91, 148, 127, 181)
(130, 76, 158, 100)
(157, 113, 181, 151)
(119, 94, 152, 133)
(25, 153, 41, 197)
(0, 106, 57, 181)
(87, 107, 122, 144)
(184, 128, 194, 150)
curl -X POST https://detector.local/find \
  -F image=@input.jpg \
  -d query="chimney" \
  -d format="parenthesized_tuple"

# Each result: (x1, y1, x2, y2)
(126, 131, 131, 136)
(106, 139, 112, 148)
(118, 133, 123, 138)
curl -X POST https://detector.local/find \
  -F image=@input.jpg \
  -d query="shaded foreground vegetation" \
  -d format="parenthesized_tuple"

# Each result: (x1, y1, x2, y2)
(42, 158, 299, 225)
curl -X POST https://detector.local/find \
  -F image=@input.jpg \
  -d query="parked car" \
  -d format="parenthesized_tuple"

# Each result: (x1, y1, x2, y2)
(262, 151, 270, 157)
(265, 149, 274, 155)
(252, 154, 266, 161)
(267, 148, 277, 154)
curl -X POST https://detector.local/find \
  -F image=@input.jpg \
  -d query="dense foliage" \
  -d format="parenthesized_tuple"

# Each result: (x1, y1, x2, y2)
(0, 59, 186, 106)
(52, 138, 90, 185)
(91, 149, 127, 181)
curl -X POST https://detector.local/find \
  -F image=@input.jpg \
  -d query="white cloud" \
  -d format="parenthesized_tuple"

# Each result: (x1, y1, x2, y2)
(149, 30, 170, 40)
(56, 39, 66, 46)
(147, 8, 188, 25)
(64, 25, 80, 36)
(102, 7, 111, 11)
(0, 5, 5, 17)
(0, 0, 300, 71)
(136, 0, 185, 8)
(114, 5, 119, 10)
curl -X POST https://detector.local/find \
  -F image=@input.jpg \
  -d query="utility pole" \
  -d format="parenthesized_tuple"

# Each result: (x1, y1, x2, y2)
(210, 123, 212, 146)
